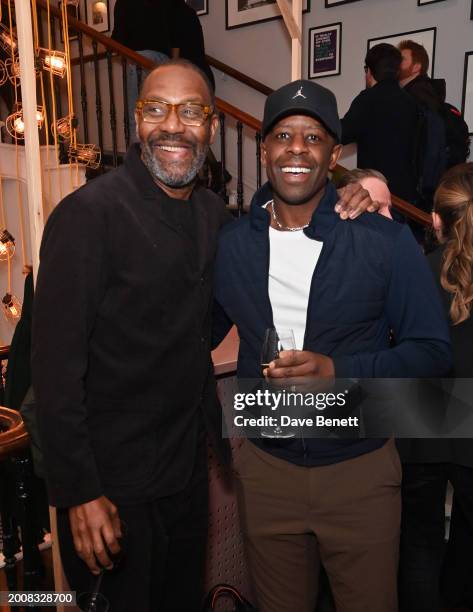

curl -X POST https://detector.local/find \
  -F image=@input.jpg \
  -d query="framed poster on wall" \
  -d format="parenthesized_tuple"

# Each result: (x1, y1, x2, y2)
(85, 0, 110, 33)
(462, 51, 473, 136)
(308, 22, 341, 79)
(186, 0, 209, 16)
(367, 27, 436, 77)
(226, 0, 310, 31)
(417, 0, 446, 5)
(325, 0, 362, 7)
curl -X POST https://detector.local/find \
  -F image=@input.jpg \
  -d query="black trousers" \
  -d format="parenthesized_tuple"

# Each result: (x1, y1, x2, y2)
(57, 442, 208, 612)
(399, 462, 473, 612)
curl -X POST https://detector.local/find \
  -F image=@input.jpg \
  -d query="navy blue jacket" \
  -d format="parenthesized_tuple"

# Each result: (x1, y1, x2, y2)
(213, 181, 452, 466)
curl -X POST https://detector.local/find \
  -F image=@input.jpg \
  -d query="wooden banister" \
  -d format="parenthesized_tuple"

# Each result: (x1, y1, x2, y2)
(0, 406, 28, 459)
(205, 55, 274, 96)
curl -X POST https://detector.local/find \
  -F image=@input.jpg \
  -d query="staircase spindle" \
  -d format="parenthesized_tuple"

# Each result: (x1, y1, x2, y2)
(50, 14, 67, 161)
(219, 112, 228, 203)
(237, 121, 244, 217)
(77, 32, 89, 143)
(256, 132, 262, 190)
(106, 50, 118, 167)
(92, 40, 104, 161)
(121, 57, 130, 149)
(136, 65, 143, 95)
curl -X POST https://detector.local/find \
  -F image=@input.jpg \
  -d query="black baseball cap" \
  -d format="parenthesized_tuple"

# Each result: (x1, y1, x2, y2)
(262, 79, 342, 142)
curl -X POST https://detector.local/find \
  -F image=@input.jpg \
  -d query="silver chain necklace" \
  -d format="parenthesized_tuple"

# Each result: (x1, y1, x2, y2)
(269, 199, 310, 232)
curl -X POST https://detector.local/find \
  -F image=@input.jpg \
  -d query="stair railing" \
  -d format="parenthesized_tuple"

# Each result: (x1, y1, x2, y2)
(29, 0, 430, 226)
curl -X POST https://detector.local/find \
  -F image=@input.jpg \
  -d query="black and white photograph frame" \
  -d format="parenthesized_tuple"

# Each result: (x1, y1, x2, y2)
(325, 0, 362, 7)
(417, 0, 447, 5)
(185, 0, 209, 17)
(367, 27, 437, 78)
(59, 1, 80, 43)
(461, 51, 473, 136)
(308, 22, 341, 79)
(226, 0, 310, 31)
(85, 0, 110, 33)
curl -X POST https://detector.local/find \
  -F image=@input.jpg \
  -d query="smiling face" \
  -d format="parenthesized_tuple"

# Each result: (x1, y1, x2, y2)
(135, 64, 218, 198)
(261, 114, 342, 208)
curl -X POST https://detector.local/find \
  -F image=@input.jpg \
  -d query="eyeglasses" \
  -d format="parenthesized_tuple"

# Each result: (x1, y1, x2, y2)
(135, 99, 213, 126)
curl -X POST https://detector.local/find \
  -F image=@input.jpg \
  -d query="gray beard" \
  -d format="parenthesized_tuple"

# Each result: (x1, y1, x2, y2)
(141, 139, 208, 188)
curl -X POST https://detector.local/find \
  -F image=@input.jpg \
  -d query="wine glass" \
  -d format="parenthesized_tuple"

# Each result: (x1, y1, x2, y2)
(77, 521, 128, 612)
(260, 327, 296, 439)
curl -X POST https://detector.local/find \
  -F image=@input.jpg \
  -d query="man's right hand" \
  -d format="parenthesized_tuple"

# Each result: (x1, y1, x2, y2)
(68, 496, 122, 575)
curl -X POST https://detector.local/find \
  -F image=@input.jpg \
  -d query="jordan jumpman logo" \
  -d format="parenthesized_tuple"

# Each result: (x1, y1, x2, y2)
(292, 86, 307, 99)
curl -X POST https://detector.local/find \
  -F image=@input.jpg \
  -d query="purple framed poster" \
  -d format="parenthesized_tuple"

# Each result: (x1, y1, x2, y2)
(308, 22, 342, 79)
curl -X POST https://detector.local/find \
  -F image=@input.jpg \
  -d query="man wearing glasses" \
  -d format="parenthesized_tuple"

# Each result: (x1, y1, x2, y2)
(32, 60, 228, 612)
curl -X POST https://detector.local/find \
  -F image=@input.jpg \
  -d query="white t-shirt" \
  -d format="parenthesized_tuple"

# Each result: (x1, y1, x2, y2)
(268, 226, 323, 350)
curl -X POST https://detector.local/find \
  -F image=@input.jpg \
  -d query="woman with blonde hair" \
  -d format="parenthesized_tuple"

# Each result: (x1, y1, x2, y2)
(399, 162, 473, 612)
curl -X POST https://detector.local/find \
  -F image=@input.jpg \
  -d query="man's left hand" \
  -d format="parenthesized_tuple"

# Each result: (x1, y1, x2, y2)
(335, 182, 379, 220)
(265, 350, 335, 379)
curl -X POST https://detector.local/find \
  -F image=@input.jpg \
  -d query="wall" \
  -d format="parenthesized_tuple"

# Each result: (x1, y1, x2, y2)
(201, 0, 472, 117)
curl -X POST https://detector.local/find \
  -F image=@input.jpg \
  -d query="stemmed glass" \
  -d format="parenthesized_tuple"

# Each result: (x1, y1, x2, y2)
(260, 327, 296, 439)
(77, 521, 128, 612)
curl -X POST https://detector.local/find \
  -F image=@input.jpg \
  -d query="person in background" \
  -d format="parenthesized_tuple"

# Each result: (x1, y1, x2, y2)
(341, 43, 419, 206)
(398, 39, 444, 114)
(112, 0, 176, 140)
(337, 168, 392, 219)
(399, 163, 473, 612)
(170, 0, 215, 91)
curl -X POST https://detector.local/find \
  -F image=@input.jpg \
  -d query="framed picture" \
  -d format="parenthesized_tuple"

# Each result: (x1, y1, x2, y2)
(226, 0, 310, 31)
(186, 0, 209, 16)
(461, 51, 473, 136)
(367, 27, 436, 77)
(325, 0, 362, 7)
(59, 1, 79, 42)
(85, 0, 110, 33)
(417, 0, 446, 4)
(308, 22, 341, 79)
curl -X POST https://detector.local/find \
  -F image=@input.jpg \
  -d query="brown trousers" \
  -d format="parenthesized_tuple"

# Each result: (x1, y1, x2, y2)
(234, 439, 401, 612)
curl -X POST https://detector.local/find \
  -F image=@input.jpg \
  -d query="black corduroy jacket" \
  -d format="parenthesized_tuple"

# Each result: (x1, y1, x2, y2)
(32, 145, 231, 508)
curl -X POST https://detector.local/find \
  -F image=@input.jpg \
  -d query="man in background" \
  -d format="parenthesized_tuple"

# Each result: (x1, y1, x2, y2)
(398, 39, 444, 113)
(341, 43, 419, 205)
(337, 168, 392, 219)
(112, 0, 177, 139)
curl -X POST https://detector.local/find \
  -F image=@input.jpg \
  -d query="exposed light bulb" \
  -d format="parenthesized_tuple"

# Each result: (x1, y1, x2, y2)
(6, 105, 45, 139)
(0, 25, 17, 53)
(69, 143, 101, 169)
(0, 230, 16, 262)
(13, 116, 24, 134)
(2, 293, 22, 322)
(39, 48, 67, 78)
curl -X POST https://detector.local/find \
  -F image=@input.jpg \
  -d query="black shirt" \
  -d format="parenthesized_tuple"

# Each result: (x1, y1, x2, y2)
(341, 78, 419, 204)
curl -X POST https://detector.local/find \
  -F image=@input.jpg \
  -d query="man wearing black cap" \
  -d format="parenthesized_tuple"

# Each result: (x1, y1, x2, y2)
(213, 79, 451, 612)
